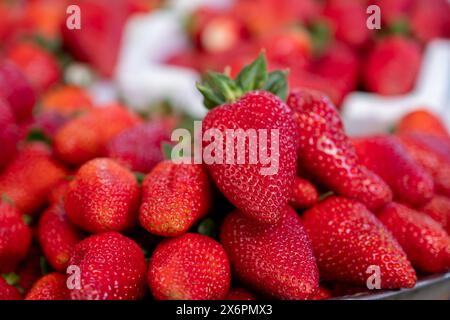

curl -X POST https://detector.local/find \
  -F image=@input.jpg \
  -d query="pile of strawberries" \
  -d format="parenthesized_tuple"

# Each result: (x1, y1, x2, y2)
(1, 43, 450, 300)
(168, 0, 450, 106)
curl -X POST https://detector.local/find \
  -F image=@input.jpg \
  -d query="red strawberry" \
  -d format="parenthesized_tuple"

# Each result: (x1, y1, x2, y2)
(378, 202, 450, 273)
(0, 277, 22, 300)
(398, 132, 450, 197)
(353, 135, 434, 206)
(0, 143, 68, 215)
(0, 98, 19, 168)
(48, 179, 71, 206)
(303, 196, 416, 288)
(6, 41, 61, 93)
(0, 59, 36, 122)
(139, 160, 211, 237)
(397, 109, 449, 138)
(420, 195, 450, 234)
(15, 245, 43, 294)
(41, 85, 93, 117)
(410, 0, 450, 43)
(54, 104, 141, 166)
(363, 36, 421, 95)
(65, 158, 140, 233)
(372, 0, 414, 26)
(148, 233, 230, 300)
(287, 88, 392, 211)
(69, 232, 147, 300)
(220, 206, 319, 300)
(0, 200, 32, 273)
(21, 111, 69, 141)
(106, 121, 171, 173)
(226, 287, 255, 300)
(25, 273, 70, 300)
(290, 177, 319, 209)
(38, 205, 84, 271)
(198, 54, 298, 224)
(310, 286, 332, 300)
(322, 0, 371, 48)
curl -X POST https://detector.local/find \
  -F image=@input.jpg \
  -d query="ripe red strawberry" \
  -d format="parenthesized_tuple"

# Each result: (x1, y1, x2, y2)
(198, 54, 298, 224)
(6, 41, 61, 93)
(65, 158, 140, 233)
(38, 205, 84, 271)
(287, 88, 392, 211)
(48, 179, 71, 206)
(0, 277, 22, 300)
(0, 143, 68, 215)
(397, 109, 449, 138)
(0, 98, 19, 168)
(0, 200, 32, 273)
(54, 104, 141, 166)
(353, 135, 434, 206)
(363, 36, 421, 95)
(410, 0, 450, 43)
(139, 160, 211, 237)
(398, 133, 450, 197)
(290, 177, 319, 209)
(0, 59, 36, 122)
(372, 0, 414, 26)
(69, 232, 147, 300)
(25, 273, 70, 300)
(310, 286, 332, 300)
(106, 121, 171, 173)
(20, 111, 69, 142)
(378, 203, 450, 273)
(226, 287, 255, 300)
(220, 206, 319, 300)
(148, 233, 230, 300)
(420, 195, 450, 234)
(322, 0, 371, 48)
(41, 85, 93, 117)
(303, 196, 416, 288)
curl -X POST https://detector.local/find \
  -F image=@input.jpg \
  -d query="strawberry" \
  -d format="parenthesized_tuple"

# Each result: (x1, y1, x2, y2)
(396, 109, 449, 138)
(48, 179, 71, 206)
(353, 135, 434, 206)
(21, 0, 66, 41)
(0, 59, 36, 122)
(0, 98, 19, 168)
(198, 53, 298, 224)
(139, 160, 211, 237)
(220, 206, 319, 300)
(0, 143, 68, 215)
(322, 0, 371, 48)
(54, 104, 141, 166)
(6, 41, 61, 93)
(420, 195, 450, 234)
(290, 177, 319, 209)
(65, 158, 140, 234)
(105, 121, 171, 173)
(148, 233, 230, 300)
(25, 273, 70, 300)
(41, 85, 93, 117)
(310, 286, 332, 300)
(410, 0, 450, 43)
(302, 196, 416, 288)
(23, 110, 69, 140)
(363, 36, 421, 95)
(372, 0, 414, 26)
(15, 245, 43, 294)
(0, 277, 22, 300)
(287, 88, 392, 211)
(69, 232, 147, 300)
(38, 205, 84, 271)
(226, 287, 255, 300)
(61, 0, 142, 77)
(378, 203, 450, 273)
(398, 133, 450, 197)
(0, 200, 32, 273)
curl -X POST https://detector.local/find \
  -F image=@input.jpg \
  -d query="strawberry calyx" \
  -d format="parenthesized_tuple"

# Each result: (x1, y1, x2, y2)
(196, 52, 288, 109)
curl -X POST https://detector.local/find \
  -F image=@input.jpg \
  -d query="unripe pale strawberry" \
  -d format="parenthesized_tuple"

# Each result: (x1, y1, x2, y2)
(65, 158, 140, 233)
(148, 233, 231, 300)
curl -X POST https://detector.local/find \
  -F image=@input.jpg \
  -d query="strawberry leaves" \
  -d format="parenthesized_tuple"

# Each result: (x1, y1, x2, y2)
(197, 52, 288, 109)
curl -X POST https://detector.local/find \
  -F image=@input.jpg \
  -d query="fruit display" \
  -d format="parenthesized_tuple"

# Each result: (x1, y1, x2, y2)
(0, 0, 449, 302)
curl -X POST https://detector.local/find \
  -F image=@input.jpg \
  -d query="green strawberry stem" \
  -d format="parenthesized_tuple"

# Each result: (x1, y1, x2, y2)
(196, 52, 288, 109)
(2, 272, 20, 286)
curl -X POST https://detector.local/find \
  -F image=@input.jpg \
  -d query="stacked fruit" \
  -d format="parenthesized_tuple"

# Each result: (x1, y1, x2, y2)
(1, 48, 450, 300)
(168, 0, 450, 106)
